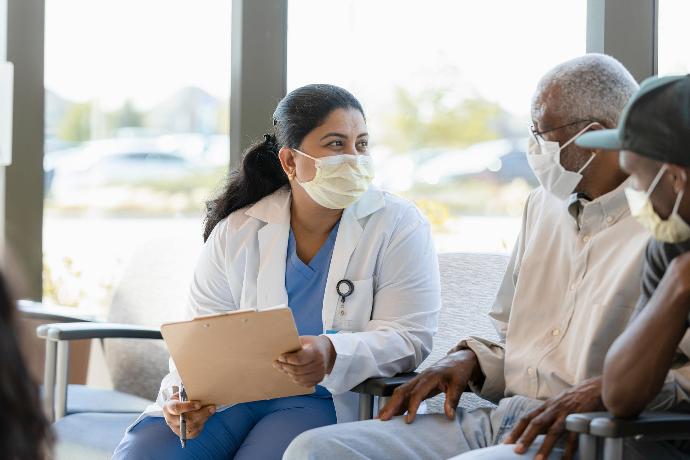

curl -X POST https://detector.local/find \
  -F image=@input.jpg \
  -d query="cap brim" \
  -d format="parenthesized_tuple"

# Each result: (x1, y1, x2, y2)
(575, 129, 623, 150)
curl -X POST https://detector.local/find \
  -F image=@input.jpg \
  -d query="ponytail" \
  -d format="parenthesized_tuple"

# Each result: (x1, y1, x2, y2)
(203, 84, 365, 241)
(203, 134, 287, 241)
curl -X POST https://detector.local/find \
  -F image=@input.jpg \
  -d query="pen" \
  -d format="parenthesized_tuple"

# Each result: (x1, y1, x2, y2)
(179, 385, 187, 448)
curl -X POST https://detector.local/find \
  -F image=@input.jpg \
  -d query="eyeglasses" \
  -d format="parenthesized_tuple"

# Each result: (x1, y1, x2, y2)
(530, 119, 596, 142)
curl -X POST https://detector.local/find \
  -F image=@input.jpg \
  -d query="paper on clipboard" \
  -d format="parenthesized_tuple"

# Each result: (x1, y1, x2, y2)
(160, 306, 314, 406)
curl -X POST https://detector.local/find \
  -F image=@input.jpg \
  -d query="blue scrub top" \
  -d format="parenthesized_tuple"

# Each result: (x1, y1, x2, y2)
(285, 220, 340, 398)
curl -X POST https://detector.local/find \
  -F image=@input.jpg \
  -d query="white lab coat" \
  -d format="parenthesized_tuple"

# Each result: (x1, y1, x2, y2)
(131, 185, 440, 428)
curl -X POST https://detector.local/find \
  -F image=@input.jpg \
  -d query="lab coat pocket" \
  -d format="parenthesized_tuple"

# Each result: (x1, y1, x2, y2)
(332, 277, 374, 332)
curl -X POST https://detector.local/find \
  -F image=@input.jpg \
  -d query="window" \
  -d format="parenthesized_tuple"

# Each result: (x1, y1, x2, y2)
(657, 0, 690, 75)
(43, 0, 231, 314)
(288, 0, 586, 253)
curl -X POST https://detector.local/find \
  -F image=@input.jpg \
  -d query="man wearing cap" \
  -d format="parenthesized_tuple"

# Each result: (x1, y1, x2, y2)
(580, 75, 690, 458)
(285, 54, 654, 460)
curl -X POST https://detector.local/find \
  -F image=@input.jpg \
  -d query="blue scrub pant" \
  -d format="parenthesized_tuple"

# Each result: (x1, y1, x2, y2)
(112, 395, 336, 460)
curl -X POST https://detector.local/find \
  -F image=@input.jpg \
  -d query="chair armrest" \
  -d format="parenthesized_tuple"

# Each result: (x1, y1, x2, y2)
(590, 412, 690, 439)
(565, 412, 611, 434)
(350, 372, 418, 397)
(37, 322, 163, 341)
(18, 300, 97, 323)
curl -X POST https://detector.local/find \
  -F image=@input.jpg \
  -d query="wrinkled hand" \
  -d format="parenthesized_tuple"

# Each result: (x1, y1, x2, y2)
(378, 349, 480, 423)
(273, 335, 336, 387)
(162, 391, 216, 439)
(503, 377, 604, 460)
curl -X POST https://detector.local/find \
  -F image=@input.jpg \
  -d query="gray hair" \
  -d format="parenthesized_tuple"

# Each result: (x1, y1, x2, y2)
(532, 53, 639, 126)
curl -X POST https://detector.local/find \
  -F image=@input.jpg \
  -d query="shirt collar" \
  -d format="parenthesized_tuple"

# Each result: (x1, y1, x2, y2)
(566, 178, 631, 229)
(567, 193, 590, 223)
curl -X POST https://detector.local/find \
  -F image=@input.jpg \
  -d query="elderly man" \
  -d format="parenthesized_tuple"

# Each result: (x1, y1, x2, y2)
(284, 54, 648, 460)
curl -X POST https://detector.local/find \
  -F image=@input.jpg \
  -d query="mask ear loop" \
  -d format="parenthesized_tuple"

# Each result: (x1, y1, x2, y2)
(646, 164, 669, 196)
(560, 122, 600, 150)
(292, 148, 318, 162)
(671, 169, 687, 216)
(559, 122, 600, 174)
(576, 152, 597, 174)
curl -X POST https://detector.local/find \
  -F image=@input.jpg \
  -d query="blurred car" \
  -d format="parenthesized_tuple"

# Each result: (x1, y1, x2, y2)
(46, 139, 209, 202)
(413, 138, 536, 186)
(373, 147, 446, 192)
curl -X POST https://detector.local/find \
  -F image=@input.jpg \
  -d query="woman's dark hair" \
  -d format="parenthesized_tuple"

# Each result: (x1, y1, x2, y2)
(0, 271, 53, 459)
(203, 83, 365, 241)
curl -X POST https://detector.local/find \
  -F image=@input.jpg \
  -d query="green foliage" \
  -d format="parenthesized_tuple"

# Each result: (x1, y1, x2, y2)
(382, 86, 507, 152)
(57, 102, 92, 142)
(113, 100, 144, 128)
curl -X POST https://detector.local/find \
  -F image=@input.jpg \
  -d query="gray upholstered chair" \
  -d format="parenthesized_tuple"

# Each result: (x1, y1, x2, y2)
(37, 251, 509, 459)
(353, 252, 507, 417)
(35, 233, 200, 459)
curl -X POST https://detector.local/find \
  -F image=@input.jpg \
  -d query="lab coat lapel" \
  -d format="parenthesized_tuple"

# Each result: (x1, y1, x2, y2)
(256, 222, 290, 310)
(323, 210, 362, 330)
(249, 189, 291, 310)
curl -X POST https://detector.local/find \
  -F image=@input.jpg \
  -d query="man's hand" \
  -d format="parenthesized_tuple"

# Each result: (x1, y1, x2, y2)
(378, 349, 480, 423)
(273, 335, 336, 387)
(503, 377, 604, 460)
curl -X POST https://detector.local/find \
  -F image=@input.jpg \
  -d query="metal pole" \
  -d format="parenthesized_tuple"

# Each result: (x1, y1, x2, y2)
(230, 0, 287, 170)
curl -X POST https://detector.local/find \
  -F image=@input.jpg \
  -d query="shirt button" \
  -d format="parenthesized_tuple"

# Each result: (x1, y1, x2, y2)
(527, 367, 534, 376)
(583, 235, 590, 243)
(570, 284, 576, 291)
(606, 216, 614, 223)
(552, 329, 560, 336)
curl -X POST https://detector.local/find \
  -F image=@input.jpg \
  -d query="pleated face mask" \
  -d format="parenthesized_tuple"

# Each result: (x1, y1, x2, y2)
(292, 149, 375, 210)
(527, 122, 599, 200)
(625, 164, 690, 243)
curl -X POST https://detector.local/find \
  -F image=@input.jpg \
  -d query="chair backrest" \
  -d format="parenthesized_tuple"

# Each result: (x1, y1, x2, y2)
(104, 231, 202, 399)
(421, 252, 509, 413)
(103, 244, 510, 405)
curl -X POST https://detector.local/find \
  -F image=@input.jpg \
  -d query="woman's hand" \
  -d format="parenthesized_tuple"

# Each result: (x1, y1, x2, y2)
(162, 391, 216, 439)
(273, 335, 336, 387)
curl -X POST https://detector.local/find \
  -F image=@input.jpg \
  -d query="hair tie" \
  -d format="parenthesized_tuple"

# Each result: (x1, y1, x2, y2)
(263, 133, 279, 152)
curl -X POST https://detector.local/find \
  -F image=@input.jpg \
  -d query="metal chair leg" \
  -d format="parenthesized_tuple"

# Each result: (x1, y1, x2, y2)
(43, 339, 57, 422)
(358, 394, 374, 420)
(579, 433, 599, 460)
(54, 340, 70, 420)
(603, 437, 623, 460)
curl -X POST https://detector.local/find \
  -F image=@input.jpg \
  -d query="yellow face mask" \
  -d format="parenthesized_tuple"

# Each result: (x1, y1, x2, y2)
(292, 149, 375, 210)
(625, 164, 690, 243)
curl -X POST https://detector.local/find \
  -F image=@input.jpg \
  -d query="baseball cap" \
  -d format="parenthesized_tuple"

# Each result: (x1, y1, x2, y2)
(576, 75, 690, 166)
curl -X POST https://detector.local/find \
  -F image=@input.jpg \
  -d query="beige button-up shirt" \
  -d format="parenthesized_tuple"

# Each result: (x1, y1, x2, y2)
(459, 181, 650, 403)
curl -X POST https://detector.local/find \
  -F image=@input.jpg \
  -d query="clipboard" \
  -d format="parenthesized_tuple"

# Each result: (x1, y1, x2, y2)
(160, 306, 314, 406)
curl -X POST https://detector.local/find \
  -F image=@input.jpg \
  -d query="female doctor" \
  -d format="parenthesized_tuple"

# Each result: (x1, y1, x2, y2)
(113, 84, 441, 459)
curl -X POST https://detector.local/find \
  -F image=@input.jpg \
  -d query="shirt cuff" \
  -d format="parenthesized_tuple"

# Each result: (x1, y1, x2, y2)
(454, 337, 506, 403)
(319, 333, 355, 394)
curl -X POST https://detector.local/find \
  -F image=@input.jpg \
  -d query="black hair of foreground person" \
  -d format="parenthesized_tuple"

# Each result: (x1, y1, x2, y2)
(0, 272, 52, 460)
(203, 83, 365, 241)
